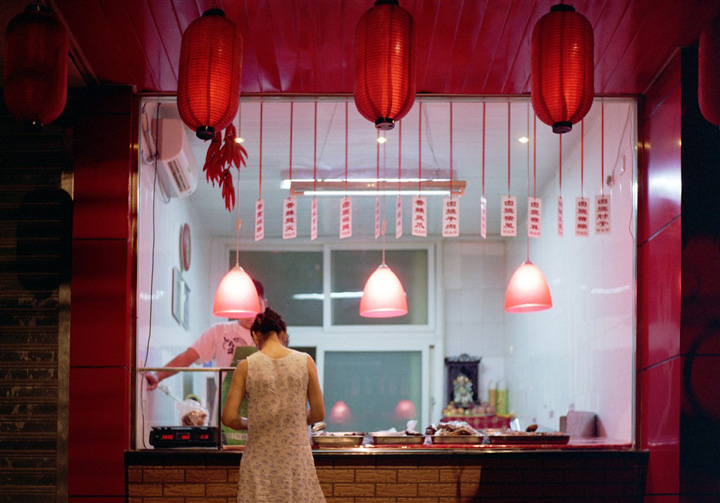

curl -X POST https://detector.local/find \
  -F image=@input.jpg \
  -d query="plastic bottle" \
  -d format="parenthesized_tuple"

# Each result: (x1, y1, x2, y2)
(496, 381, 508, 416)
(488, 380, 498, 408)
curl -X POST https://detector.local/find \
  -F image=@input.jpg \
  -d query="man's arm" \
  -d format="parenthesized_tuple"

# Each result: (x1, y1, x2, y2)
(145, 347, 200, 390)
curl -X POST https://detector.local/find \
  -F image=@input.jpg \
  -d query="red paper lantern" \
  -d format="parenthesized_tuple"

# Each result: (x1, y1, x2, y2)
(699, 15, 720, 126)
(177, 8, 242, 140)
(531, 4, 594, 134)
(354, 0, 415, 130)
(3, 4, 68, 129)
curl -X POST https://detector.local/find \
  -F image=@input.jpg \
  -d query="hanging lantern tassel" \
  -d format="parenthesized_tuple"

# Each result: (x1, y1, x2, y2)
(4, 4, 68, 129)
(177, 8, 243, 140)
(699, 14, 720, 126)
(354, 0, 416, 130)
(504, 261, 552, 313)
(531, 3, 594, 134)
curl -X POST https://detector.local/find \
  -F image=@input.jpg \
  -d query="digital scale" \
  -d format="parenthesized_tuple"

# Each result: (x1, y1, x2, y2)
(149, 426, 219, 448)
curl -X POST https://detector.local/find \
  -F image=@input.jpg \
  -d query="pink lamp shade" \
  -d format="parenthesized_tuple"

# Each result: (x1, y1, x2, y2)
(359, 264, 408, 318)
(394, 399, 417, 421)
(504, 261, 553, 313)
(330, 401, 352, 424)
(213, 266, 261, 318)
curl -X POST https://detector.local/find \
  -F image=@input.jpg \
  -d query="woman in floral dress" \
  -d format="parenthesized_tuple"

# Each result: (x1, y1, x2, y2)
(222, 308, 326, 503)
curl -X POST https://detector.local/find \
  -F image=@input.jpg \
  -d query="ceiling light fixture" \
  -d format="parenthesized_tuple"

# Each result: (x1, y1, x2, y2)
(290, 179, 465, 197)
(4, 4, 68, 129)
(177, 8, 242, 140)
(531, 3, 594, 134)
(354, 0, 415, 130)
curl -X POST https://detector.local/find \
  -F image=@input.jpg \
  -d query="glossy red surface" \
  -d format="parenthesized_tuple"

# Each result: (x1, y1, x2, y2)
(639, 217, 681, 370)
(49, 0, 720, 95)
(638, 83, 682, 244)
(68, 367, 130, 496)
(680, 237, 720, 355)
(640, 357, 681, 496)
(70, 239, 131, 367)
(73, 112, 133, 240)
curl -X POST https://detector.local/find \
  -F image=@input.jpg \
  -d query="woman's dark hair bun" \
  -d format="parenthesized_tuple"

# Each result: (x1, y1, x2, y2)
(251, 307, 286, 336)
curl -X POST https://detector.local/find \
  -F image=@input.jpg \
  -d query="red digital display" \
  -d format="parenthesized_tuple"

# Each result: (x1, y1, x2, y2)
(199, 434, 209, 440)
(178, 433, 191, 440)
(161, 434, 173, 440)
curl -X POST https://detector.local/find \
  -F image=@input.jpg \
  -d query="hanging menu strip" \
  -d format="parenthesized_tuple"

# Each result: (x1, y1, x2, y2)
(595, 195, 611, 234)
(311, 197, 318, 241)
(442, 196, 460, 237)
(557, 196, 564, 238)
(500, 196, 517, 237)
(395, 196, 403, 239)
(528, 197, 542, 239)
(254, 198, 265, 242)
(575, 196, 590, 237)
(340, 196, 352, 239)
(282, 196, 297, 239)
(411, 195, 428, 237)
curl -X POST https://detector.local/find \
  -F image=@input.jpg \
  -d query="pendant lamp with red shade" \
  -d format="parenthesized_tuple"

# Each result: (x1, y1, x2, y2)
(4, 4, 68, 129)
(177, 8, 243, 140)
(354, 0, 415, 131)
(505, 107, 552, 313)
(531, 3, 594, 134)
(699, 14, 720, 126)
(359, 223, 408, 318)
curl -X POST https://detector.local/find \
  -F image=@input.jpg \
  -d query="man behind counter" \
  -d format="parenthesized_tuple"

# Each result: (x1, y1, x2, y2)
(145, 279, 266, 390)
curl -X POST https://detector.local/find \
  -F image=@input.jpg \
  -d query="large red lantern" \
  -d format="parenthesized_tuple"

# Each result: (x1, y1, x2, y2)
(3, 4, 68, 129)
(354, 0, 415, 130)
(531, 4, 594, 134)
(699, 15, 720, 126)
(177, 8, 242, 140)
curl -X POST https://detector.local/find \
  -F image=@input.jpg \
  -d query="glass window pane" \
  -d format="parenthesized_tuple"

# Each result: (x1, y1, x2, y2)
(331, 249, 428, 325)
(233, 250, 323, 326)
(323, 351, 422, 432)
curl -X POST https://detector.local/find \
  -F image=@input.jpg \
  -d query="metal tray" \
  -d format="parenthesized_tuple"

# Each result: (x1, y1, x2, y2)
(312, 434, 365, 447)
(431, 434, 484, 444)
(371, 434, 425, 445)
(486, 432, 569, 444)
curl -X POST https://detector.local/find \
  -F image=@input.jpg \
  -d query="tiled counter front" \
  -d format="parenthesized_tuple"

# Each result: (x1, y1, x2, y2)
(126, 448, 648, 503)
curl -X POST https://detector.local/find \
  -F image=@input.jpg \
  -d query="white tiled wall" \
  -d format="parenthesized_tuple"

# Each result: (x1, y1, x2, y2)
(503, 100, 636, 441)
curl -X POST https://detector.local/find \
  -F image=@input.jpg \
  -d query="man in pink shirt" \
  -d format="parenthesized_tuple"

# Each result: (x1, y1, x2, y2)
(144, 279, 266, 390)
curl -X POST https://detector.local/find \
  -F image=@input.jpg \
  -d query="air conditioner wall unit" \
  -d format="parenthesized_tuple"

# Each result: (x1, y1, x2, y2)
(155, 118, 198, 199)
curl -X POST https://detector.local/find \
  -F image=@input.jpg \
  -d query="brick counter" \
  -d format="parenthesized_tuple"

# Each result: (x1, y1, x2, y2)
(126, 447, 648, 503)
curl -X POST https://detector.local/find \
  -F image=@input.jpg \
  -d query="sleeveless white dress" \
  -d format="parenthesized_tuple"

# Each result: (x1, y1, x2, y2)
(237, 350, 326, 503)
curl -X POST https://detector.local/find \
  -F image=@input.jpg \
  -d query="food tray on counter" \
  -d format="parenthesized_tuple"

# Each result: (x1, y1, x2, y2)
(431, 434, 484, 445)
(485, 432, 569, 444)
(312, 433, 365, 447)
(371, 434, 425, 445)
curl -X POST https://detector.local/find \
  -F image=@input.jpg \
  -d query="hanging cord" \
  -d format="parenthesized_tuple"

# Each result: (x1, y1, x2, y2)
(288, 101, 293, 195)
(235, 152, 241, 267)
(450, 102, 454, 197)
(526, 102, 530, 260)
(258, 100, 263, 200)
(140, 101, 162, 449)
(382, 131, 388, 262)
(507, 102, 511, 195)
(559, 134, 563, 194)
(601, 98, 605, 196)
(533, 114, 537, 198)
(482, 102, 486, 199)
(344, 101, 348, 195)
(418, 102, 422, 194)
(376, 130, 380, 196)
(398, 120, 402, 194)
(581, 119, 584, 197)
(313, 101, 317, 216)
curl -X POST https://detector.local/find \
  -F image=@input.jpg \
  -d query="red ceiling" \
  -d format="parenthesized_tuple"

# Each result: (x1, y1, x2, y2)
(48, 0, 720, 96)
